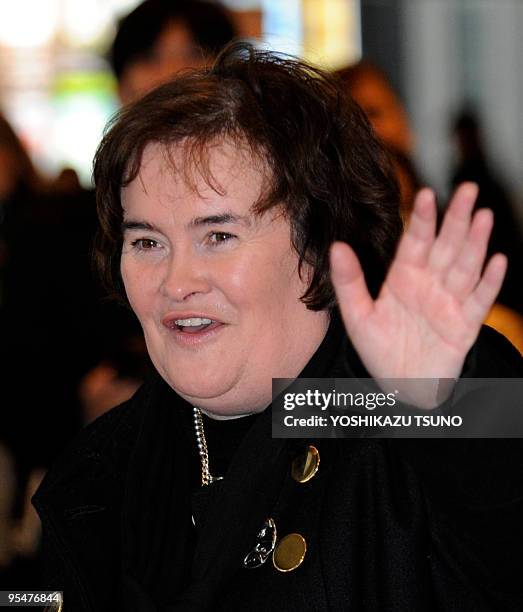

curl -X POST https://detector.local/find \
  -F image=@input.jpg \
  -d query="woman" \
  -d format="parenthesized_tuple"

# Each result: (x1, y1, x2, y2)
(34, 44, 523, 611)
(335, 60, 421, 223)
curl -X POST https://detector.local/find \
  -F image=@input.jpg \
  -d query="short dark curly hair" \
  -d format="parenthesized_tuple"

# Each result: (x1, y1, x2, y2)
(93, 42, 402, 311)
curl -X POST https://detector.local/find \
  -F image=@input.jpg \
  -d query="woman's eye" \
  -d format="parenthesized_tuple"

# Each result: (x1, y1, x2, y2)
(208, 232, 235, 245)
(131, 238, 160, 250)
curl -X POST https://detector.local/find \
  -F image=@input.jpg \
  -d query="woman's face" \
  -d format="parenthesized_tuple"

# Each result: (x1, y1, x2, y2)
(120, 142, 329, 416)
(349, 72, 413, 156)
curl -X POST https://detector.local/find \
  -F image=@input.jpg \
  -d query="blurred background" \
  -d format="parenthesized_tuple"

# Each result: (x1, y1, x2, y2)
(1, 0, 522, 206)
(0, 0, 522, 589)
(0, 0, 361, 186)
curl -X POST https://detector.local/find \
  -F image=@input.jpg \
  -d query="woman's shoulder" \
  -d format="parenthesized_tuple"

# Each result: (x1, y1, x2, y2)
(464, 323, 523, 376)
(33, 375, 164, 501)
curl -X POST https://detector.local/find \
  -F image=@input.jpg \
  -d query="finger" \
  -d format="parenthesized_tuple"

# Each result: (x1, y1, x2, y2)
(444, 208, 494, 301)
(395, 188, 437, 267)
(330, 241, 373, 332)
(463, 253, 507, 325)
(428, 182, 478, 274)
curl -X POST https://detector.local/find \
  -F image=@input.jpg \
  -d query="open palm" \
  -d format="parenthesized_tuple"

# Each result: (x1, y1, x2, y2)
(330, 183, 507, 381)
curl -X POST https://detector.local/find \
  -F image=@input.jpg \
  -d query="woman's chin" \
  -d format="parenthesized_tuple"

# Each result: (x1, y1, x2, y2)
(166, 372, 237, 404)
(169, 377, 268, 417)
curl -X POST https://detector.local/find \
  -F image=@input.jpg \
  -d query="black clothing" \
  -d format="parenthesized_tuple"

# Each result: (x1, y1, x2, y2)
(33, 323, 523, 611)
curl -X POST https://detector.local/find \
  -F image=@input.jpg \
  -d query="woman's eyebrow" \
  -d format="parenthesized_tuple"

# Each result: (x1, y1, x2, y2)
(121, 220, 158, 233)
(189, 212, 251, 227)
(121, 213, 251, 233)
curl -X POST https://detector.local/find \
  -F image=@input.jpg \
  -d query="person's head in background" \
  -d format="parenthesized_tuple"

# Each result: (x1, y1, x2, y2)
(452, 109, 487, 166)
(110, 0, 237, 105)
(336, 61, 413, 157)
(0, 113, 40, 203)
(336, 61, 420, 221)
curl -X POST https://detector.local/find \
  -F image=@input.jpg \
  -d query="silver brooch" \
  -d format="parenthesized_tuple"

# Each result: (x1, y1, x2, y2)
(243, 517, 277, 568)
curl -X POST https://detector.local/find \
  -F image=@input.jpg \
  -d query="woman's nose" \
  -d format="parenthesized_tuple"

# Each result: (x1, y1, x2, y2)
(159, 251, 212, 302)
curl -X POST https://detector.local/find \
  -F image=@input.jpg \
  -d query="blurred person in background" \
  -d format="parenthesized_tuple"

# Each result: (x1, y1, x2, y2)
(337, 62, 523, 354)
(110, 0, 237, 105)
(336, 60, 422, 223)
(0, 112, 44, 291)
(0, 110, 98, 471)
(0, 112, 83, 210)
(0, 115, 53, 587)
(0, 115, 26, 309)
(451, 109, 523, 317)
(0, 113, 42, 206)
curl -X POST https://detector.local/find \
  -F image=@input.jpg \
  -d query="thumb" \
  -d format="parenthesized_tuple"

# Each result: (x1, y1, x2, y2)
(330, 242, 373, 332)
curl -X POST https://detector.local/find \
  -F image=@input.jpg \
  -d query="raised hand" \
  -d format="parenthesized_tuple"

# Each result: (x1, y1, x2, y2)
(330, 183, 506, 385)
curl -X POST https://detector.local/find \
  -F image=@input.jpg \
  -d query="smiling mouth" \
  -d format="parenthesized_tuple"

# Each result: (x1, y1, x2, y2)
(172, 317, 221, 334)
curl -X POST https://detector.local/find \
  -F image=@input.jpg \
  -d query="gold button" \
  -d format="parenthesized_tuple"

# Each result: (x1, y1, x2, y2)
(273, 533, 307, 572)
(291, 445, 320, 483)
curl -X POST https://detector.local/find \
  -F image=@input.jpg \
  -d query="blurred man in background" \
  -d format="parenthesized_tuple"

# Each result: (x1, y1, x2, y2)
(110, 0, 237, 104)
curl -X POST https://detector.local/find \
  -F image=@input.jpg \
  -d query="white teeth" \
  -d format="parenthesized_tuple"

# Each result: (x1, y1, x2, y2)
(174, 317, 213, 327)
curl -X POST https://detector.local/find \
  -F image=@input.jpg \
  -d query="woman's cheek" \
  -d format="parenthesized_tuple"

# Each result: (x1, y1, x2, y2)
(121, 260, 150, 312)
(213, 256, 251, 297)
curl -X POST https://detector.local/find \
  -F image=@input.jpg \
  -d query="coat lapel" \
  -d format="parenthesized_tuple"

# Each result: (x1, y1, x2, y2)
(171, 406, 290, 608)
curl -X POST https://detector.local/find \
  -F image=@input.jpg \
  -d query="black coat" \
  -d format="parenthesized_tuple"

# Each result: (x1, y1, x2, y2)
(33, 325, 523, 611)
